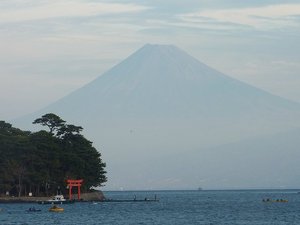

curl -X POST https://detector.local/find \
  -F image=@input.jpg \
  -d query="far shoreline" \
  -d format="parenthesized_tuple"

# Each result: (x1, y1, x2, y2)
(102, 188, 300, 192)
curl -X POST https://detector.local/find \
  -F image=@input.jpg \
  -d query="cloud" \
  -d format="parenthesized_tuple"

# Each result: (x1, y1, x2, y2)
(0, 0, 149, 23)
(271, 60, 300, 68)
(179, 4, 300, 30)
(146, 18, 244, 31)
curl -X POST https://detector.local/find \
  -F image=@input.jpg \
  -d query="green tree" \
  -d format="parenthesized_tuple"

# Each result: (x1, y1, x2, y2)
(0, 115, 107, 197)
(33, 113, 65, 135)
(0, 122, 32, 196)
(33, 113, 107, 192)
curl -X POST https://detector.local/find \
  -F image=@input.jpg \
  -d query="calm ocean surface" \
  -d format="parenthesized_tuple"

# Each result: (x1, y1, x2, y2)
(1, 190, 300, 225)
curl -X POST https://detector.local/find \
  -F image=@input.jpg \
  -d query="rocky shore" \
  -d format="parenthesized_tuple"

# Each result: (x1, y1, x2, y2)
(79, 191, 105, 201)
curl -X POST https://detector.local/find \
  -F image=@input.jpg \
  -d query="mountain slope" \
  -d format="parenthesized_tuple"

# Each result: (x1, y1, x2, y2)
(42, 44, 300, 119)
(14, 44, 300, 190)
(156, 128, 300, 190)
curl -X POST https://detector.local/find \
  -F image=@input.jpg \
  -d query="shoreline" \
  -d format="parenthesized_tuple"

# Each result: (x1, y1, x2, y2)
(0, 197, 49, 204)
(0, 191, 105, 203)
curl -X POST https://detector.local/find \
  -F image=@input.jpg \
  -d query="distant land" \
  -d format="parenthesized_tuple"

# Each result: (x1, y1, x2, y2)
(13, 44, 300, 190)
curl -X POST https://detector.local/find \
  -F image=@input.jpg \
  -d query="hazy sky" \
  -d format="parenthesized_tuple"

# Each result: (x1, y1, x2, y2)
(1, 0, 300, 120)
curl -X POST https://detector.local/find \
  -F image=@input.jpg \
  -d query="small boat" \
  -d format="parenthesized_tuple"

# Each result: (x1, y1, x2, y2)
(26, 207, 41, 212)
(48, 194, 67, 203)
(49, 205, 64, 212)
(38, 194, 74, 204)
(262, 198, 288, 203)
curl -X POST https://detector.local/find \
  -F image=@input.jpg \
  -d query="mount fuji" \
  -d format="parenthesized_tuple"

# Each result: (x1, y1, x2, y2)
(14, 44, 300, 190)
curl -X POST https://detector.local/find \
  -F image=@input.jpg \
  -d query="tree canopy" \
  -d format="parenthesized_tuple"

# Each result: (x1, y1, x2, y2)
(0, 114, 107, 197)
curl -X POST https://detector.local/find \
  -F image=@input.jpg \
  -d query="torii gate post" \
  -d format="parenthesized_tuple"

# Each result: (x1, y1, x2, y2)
(67, 179, 83, 200)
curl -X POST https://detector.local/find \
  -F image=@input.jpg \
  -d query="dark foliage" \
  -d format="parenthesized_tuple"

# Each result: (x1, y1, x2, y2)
(0, 114, 107, 197)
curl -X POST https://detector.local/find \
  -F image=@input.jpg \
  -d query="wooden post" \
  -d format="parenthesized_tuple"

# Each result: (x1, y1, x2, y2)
(69, 185, 72, 200)
(78, 185, 81, 200)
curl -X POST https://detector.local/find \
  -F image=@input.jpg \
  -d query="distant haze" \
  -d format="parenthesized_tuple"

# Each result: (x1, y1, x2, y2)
(14, 44, 300, 190)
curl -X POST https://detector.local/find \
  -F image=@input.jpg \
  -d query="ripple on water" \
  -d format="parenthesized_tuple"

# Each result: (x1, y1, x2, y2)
(1, 190, 300, 225)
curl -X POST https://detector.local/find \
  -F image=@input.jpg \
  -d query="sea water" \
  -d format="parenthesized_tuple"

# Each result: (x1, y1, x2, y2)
(1, 190, 300, 225)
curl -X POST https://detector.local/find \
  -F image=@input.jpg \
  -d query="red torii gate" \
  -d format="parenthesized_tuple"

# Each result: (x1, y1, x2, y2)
(67, 179, 83, 200)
